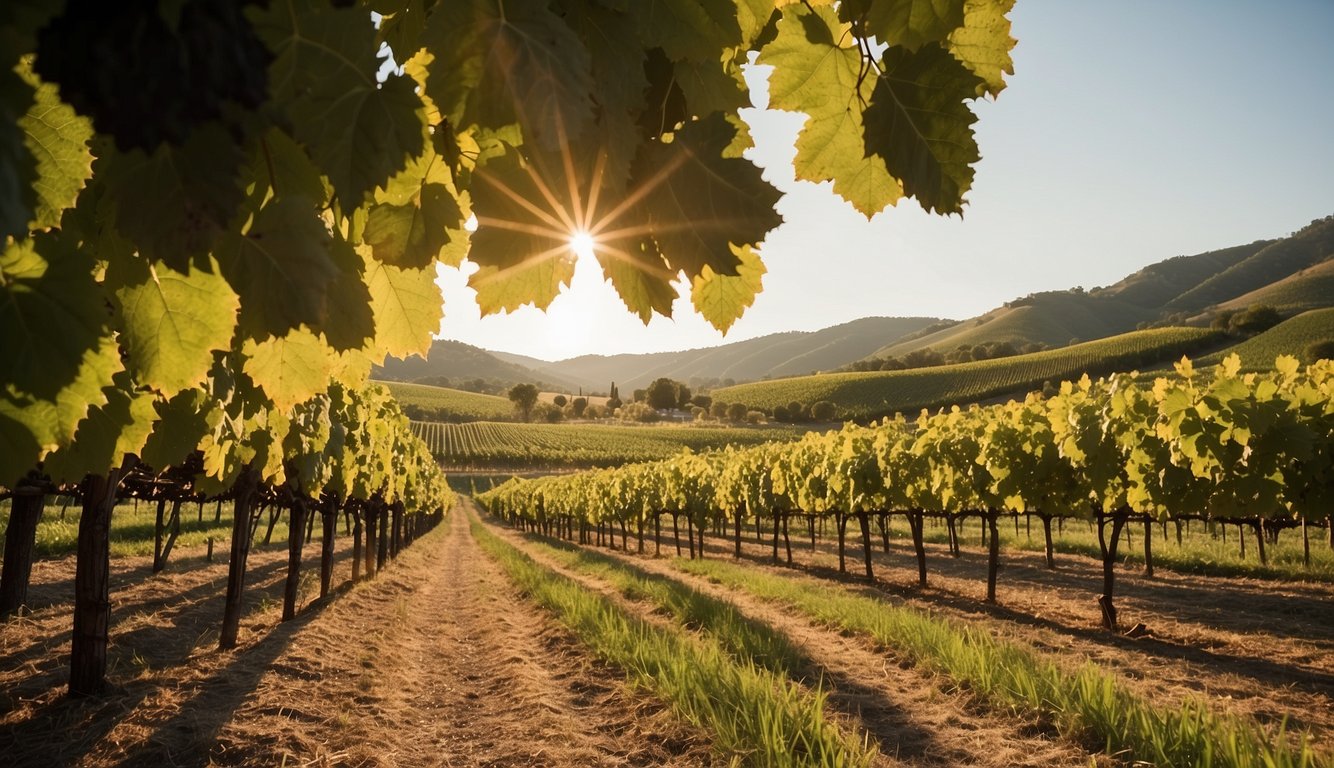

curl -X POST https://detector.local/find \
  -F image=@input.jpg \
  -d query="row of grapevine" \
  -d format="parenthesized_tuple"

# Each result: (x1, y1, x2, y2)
(0, 378, 453, 695)
(411, 421, 806, 468)
(479, 355, 1333, 630)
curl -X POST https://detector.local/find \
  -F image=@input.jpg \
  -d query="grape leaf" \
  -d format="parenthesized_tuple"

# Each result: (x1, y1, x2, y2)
(365, 256, 443, 361)
(42, 372, 157, 484)
(674, 56, 750, 117)
(691, 243, 765, 333)
(18, 61, 93, 230)
(108, 255, 239, 397)
(242, 325, 334, 411)
(948, 0, 1016, 97)
(0, 231, 108, 399)
(423, 0, 594, 152)
(98, 122, 247, 267)
(597, 238, 678, 324)
(629, 113, 782, 278)
(244, 127, 328, 207)
(256, 0, 425, 205)
(760, 5, 902, 216)
(317, 236, 376, 352)
(140, 389, 210, 472)
(215, 195, 340, 341)
(864, 43, 982, 215)
(631, 0, 742, 63)
(466, 151, 577, 313)
(840, 0, 965, 50)
(364, 143, 464, 269)
(0, 67, 36, 239)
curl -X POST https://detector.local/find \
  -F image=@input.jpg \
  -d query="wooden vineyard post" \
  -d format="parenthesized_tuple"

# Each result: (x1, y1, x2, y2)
(220, 469, 260, 650)
(352, 507, 364, 582)
(985, 511, 1000, 603)
(781, 513, 792, 565)
(1040, 513, 1055, 569)
(857, 511, 874, 581)
(908, 510, 927, 587)
(282, 498, 307, 622)
(0, 480, 46, 617)
(835, 511, 848, 574)
(70, 464, 128, 696)
(320, 498, 336, 598)
(376, 504, 389, 571)
(1095, 509, 1129, 631)
(1142, 515, 1154, 578)
(733, 511, 742, 558)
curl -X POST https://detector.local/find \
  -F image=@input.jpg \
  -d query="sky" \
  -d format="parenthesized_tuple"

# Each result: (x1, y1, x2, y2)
(432, 1, 1334, 362)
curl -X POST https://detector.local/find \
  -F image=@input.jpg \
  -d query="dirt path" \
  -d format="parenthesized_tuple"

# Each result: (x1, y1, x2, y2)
(209, 504, 716, 767)
(481, 515, 1102, 768)
(1, 509, 717, 766)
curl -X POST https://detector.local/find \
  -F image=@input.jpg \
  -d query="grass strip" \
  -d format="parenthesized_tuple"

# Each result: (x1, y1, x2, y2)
(470, 517, 876, 768)
(516, 530, 806, 676)
(674, 558, 1329, 768)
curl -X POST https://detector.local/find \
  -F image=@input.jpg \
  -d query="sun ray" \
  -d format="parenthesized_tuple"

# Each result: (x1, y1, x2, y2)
(475, 169, 570, 233)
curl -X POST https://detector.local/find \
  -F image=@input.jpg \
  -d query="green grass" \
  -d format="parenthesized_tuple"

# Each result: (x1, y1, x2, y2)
(514, 530, 806, 675)
(382, 380, 514, 421)
(413, 420, 808, 468)
(1198, 309, 1334, 369)
(715, 327, 1224, 419)
(902, 514, 1334, 583)
(672, 557, 1329, 768)
(0, 497, 269, 559)
(471, 516, 876, 768)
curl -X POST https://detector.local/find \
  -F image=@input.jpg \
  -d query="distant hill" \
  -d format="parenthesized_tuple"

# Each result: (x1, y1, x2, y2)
(1196, 308, 1334, 368)
(511, 316, 943, 392)
(373, 340, 585, 393)
(868, 216, 1334, 361)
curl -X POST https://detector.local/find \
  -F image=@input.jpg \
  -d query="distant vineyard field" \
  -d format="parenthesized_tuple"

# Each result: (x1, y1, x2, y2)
(411, 421, 807, 468)
(713, 327, 1223, 419)
(384, 381, 514, 421)
(1198, 308, 1334, 368)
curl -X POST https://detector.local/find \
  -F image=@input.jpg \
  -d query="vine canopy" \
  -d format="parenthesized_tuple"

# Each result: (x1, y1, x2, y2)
(0, 0, 1014, 485)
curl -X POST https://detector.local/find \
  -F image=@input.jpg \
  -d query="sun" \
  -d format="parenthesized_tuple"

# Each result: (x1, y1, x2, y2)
(568, 229, 597, 262)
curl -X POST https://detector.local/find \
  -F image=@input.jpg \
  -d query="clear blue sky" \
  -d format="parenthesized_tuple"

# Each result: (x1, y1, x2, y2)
(434, 1, 1334, 362)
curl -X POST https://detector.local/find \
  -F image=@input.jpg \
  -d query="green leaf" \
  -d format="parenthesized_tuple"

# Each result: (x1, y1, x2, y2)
(631, 0, 742, 63)
(244, 127, 328, 207)
(17, 61, 93, 230)
(140, 389, 210, 472)
(630, 113, 782, 278)
(256, 0, 426, 205)
(242, 326, 334, 412)
(366, 256, 443, 361)
(759, 5, 902, 216)
(0, 66, 36, 239)
(674, 56, 749, 117)
(948, 0, 1016, 96)
(215, 195, 340, 341)
(364, 143, 464, 269)
(691, 243, 765, 333)
(42, 373, 157, 484)
(841, 0, 966, 50)
(864, 43, 982, 215)
(0, 231, 107, 399)
(466, 151, 577, 313)
(597, 238, 678, 324)
(98, 123, 247, 267)
(109, 256, 239, 397)
(423, 0, 594, 152)
(318, 236, 376, 352)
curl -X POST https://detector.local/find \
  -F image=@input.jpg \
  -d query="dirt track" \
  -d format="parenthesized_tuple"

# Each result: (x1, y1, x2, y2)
(0, 510, 715, 767)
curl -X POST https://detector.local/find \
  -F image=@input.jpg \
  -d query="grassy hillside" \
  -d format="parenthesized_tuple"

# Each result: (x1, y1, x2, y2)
(383, 381, 515, 421)
(1095, 241, 1269, 308)
(1197, 309, 1334, 368)
(871, 293, 1153, 359)
(715, 327, 1223, 420)
(521, 316, 942, 391)
(1214, 259, 1334, 314)
(1167, 216, 1334, 314)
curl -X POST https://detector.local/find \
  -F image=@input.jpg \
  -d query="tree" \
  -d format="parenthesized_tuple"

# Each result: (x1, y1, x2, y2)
(811, 401, 838, 421)
(726, 403, 749, 423)
(552, 394, 567, 407)
(508, 384, 539, 422)
(691, 394, 712, 411)
(571, 397, 588, 418)
(646, 378, 682, 411)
